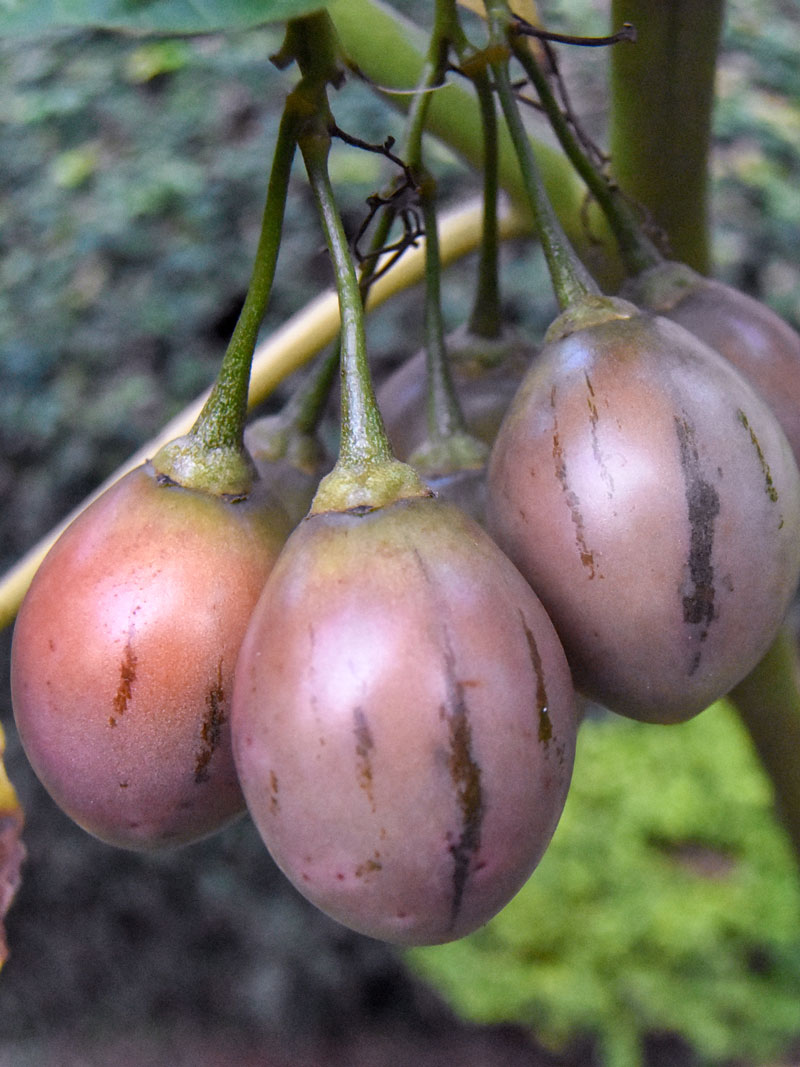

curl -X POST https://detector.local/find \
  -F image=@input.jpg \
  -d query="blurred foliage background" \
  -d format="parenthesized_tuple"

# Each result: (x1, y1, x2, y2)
(1, 1, 800, 1064)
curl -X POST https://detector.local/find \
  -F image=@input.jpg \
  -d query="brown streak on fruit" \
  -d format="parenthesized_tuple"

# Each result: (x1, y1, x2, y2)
(521, 615, 552, 745)
(355, 852, 383, 880)
(585, 374, 614, 498)
(353, 707, 376, 812)
(269, 770, 280, 815)
(442, 634, 484, 928)
(110, 635, 137, 727)
(737, 409, 779, 504)
(551, 386, 600, 578)
(194, 660, 226, 783)
(675, 415, 720, 672)
(410, 547, 484, 924)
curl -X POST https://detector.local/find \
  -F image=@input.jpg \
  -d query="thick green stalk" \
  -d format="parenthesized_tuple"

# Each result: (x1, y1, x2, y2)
(152, 104, 297, 495)
(728, 627, 800, 869)
(609, 0, 725, 273)
(486, 0, 598, 311)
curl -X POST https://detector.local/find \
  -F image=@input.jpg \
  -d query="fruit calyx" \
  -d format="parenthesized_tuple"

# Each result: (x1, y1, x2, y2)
(544, 293, 638, 344)
(622, 260, 705, 313)
(446, 323, 521, 370)
(150, 433, 257, 500)
(408, 430, 489, 479)
(310, 456, 432, 515)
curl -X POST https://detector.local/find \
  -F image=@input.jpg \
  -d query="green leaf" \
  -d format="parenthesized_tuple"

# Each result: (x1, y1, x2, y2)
(0, 0, 328, 36)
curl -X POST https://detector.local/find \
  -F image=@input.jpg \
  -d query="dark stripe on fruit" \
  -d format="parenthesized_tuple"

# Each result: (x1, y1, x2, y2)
(109, 636, 137, 727)
(410, 546, 485, 923)
(551, 386, 600, 578)
(675, 415, 719, 672)
(585, 374, 614, 498)
(442, 634, 484, 927)
(195, 660, 225, 783)
(737, 409, 779, 503)
(269, 770, 280, 815)
(353, 707, 376, 812)
(521, 616, 552, 745)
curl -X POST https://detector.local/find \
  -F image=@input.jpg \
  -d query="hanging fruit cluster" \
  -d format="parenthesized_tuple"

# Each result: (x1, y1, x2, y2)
(8, 1, 800, 947)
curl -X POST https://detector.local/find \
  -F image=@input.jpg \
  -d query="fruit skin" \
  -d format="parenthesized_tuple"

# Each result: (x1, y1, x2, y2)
(623, 263, 800, 464)
(232, 496, 576, 946)
(11, 464, 290, 850)
(376, 328, 532, 461)
(244, 415, 332, 526)
(487, 307, 800, 724)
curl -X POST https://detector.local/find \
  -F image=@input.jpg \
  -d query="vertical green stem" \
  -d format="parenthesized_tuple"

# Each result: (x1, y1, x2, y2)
(151, 102, 298, 494)
(401, 0, 472, 443)
(486, 0, 598, 310)
(192, 106, 298, 452)
(280, 343, 340, 439)
(466, 66, 502, 339)
(511, 36, 662, 278)
(608, 0, 725, 273)
(299, 124, 393, 470)
(422, 188, 465, 441)
(326, 0, 596, 257)
(728, 627, 800, 869)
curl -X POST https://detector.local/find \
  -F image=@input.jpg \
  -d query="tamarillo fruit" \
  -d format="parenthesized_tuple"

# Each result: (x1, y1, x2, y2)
(232, 495, 577, 945)
(11, 464, 290, 849)
(487, 298, 800, 724)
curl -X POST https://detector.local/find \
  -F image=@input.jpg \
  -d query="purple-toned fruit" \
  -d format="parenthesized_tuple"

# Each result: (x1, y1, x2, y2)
(624, 262, 800, 463)
(11, 464, 289, 850)
(377, 329, 532, 461)
(232, 496, 576, 945)
(487, 299, 800, 724)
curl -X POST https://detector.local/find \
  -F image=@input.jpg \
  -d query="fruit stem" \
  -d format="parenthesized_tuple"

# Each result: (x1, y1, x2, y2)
(400, 0, 474, 445)
(300, 123, 393, 472)
(728, 626, 800, 872)
(466, 64, 503, 340)
(443, 0, 504, 338)
(326, 0, 606, 271)
(280, 343, 340, 440)
(510, 33, 662, 279)
(401, 0, 450, 175)
(251, 341, 340, 468)
(486, 0, 600, 311)
(421, 187, 469, 442)
(151, 102, 298, 496)
(289, 16, 429, 512)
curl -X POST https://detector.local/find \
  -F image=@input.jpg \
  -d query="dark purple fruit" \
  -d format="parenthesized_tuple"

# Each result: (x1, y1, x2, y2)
(232, 496, 576, 945)
(487, 298, 800, 724)
(11, 464, 290, 850)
